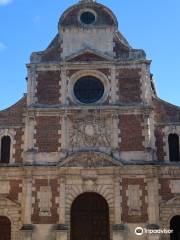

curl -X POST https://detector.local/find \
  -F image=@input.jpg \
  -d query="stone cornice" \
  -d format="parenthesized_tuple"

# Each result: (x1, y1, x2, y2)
(26, 59, 151, 70)
(26, 104, 153, 116)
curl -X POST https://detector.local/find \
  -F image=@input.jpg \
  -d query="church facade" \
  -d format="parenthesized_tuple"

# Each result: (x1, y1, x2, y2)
(0, 0, 180, 239)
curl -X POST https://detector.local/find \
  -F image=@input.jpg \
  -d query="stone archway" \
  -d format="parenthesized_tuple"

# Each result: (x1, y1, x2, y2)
(0, 196, 21, 240)
(70, 192, 110, 240)
(0, 216, 11, 240)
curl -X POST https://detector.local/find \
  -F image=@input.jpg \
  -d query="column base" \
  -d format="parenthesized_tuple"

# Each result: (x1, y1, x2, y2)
(112, 224, 127, 240)
(20, 225, 34, 240)
(53, 224, 69, 240)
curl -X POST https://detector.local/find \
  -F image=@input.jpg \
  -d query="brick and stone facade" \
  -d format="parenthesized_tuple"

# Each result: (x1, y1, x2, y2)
(0, 0, 180, 239)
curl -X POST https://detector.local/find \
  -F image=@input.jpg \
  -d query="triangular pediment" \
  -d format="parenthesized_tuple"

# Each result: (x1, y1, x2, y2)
(66, 48, 113, 62)
(58, 151, 122, 168)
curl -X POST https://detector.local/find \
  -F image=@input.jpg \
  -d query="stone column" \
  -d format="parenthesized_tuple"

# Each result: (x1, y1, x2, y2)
(24, 177, 32, 224)
(59, 177, 66, 224)
(56, 177, 68, 240)
(113, 177, 126, 240)
(21, 172, 33, 240)
(147, 177, 159, 224)
(114, 177, 122, 224)
(147, 176, 160, 240)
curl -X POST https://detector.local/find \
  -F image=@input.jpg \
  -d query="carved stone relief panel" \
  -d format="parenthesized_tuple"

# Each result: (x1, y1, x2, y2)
(127, 185, 142, 215)
(38, 186, 52, 216)
(69, 111, 113, 149)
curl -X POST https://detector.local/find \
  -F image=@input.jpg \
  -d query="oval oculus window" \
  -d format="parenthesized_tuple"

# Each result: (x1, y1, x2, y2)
(80, 11, 96, 25)
(74, 76, 104, 104)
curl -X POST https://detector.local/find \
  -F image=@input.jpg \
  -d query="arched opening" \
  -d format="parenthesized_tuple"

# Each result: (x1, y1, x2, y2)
(70, 192, 110, 240)
(0, 216, 11, 240)
(0, 136, 11, 163)
(170, 215, 180, 240)
(168, 134, 180, 162)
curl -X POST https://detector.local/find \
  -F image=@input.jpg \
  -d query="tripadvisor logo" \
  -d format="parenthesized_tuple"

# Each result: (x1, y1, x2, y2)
(135, 226, 173, 236)
(135, 227, 144, 236)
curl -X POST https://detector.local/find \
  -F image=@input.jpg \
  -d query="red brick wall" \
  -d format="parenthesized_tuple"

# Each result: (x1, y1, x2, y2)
(35, 116, 61, 152)
(8, 180, 22, 202)
(119, 115, 145, 151)
(116, 68, 141, 103)
(0, 97, 26, 126)
(159, 179, 176, 201)
(155, 127, 165, 161)
(153, 98, 180, 123)
(32, 179, 59, 224)
(121, 178, 148, 223)
(36, 71, 61, 104)
(13, 128, 24, 163)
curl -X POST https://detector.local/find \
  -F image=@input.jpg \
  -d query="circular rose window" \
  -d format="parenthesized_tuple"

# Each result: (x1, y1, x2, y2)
(74, 76, 104, 104)
(80, 11, 96, 25)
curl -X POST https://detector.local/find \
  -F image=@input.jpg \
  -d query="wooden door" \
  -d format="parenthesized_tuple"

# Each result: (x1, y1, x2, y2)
(171, 216, 180, 240)
(71, 192, 110, 240)
(0, 216, 11, 240)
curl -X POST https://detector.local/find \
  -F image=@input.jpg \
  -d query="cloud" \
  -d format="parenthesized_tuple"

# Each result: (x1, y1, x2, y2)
(0, 42, 6, 52)
(0, 0, 12, 6)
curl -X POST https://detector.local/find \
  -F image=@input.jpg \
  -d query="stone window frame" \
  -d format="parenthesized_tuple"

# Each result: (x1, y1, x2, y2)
(0, 129, 15, 164)
(163, 125, 180, 162)
(78, 8, 97, 26)
(68, 70, 110, 105)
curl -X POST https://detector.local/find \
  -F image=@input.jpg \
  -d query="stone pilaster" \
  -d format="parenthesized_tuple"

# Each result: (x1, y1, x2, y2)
(147, 177, 159, 224)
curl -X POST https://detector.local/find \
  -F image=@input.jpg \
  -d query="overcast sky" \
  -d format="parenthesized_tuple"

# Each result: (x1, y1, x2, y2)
(0, 0, 180, 110)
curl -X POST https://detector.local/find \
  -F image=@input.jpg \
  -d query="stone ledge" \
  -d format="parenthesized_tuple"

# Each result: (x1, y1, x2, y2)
(53, 224, 69, 231)
(112, 224, 127, 232)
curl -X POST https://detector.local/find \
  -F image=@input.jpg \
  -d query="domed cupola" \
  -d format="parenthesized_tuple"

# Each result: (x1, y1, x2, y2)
(58, 0, 118, 59)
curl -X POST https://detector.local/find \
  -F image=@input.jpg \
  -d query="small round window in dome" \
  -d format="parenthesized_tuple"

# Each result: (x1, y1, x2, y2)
(74, 76, 104, 104)
(80, 11, 96, 25)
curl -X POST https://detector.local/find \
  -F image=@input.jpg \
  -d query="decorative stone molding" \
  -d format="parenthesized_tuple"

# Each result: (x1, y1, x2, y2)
(68, 70, 110, 105)
(65, 183, 114, 224)
(68, 111, 113, 149)
(59, 151, 122, 168)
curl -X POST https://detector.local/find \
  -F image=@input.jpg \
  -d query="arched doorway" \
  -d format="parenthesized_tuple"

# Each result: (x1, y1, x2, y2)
(0, 216, 11, 240)
(70, 192, 110, 240)
(170, 215, 180, 240)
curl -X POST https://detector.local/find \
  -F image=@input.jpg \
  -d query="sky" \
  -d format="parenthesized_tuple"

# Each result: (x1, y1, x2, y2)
(0, 0, 180, 110)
